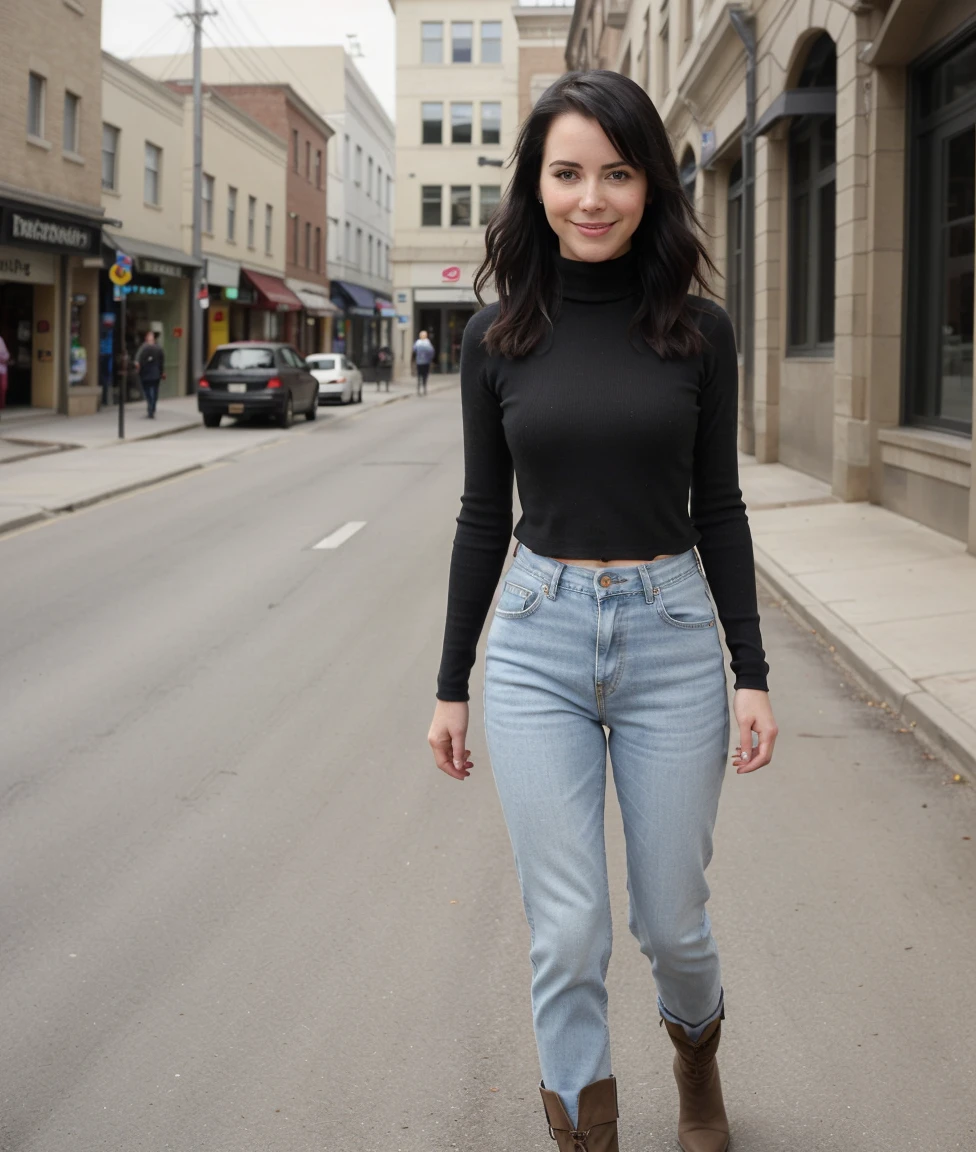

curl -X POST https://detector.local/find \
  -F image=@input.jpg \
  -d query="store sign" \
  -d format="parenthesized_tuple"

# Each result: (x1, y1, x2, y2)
(441, 266, 462, 283)
(0, 245, 56, 284)
(139, 258, 184, 278)
(2, 210, 97, 253)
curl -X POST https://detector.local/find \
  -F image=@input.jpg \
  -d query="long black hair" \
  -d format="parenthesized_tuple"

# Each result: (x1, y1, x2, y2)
(475, 70, 715, 360)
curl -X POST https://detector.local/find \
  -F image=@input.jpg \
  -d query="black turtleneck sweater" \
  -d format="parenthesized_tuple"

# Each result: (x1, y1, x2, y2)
(436, 249, 769, 701)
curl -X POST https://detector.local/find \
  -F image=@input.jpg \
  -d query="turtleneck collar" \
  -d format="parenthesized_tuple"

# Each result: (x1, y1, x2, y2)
(554, 247, 642, 303)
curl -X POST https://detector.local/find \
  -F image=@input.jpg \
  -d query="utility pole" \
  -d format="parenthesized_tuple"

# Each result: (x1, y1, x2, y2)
(179, 0, 215, 387)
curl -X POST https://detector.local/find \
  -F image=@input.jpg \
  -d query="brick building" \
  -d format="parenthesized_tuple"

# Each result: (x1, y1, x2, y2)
(1, 0, 115, 416)
(205, 84, 337, 354)
(567, 0, 976, 555)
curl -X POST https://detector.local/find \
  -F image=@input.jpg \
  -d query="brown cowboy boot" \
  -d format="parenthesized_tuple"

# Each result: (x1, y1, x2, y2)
(539, 1076, 619, 1152)
(662, 1017, 730, 1152)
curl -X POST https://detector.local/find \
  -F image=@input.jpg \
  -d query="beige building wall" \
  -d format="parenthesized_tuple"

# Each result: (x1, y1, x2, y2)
(1, 0, 107, 415)
(393, 0, 520, 371)
(568, 0, 976, 554)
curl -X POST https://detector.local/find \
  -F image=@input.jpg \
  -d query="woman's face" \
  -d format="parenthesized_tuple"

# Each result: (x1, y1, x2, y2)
(539, 112, 649, 262)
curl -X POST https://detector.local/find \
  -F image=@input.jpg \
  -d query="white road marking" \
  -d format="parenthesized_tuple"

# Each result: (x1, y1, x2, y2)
(313, 520, 367, 550)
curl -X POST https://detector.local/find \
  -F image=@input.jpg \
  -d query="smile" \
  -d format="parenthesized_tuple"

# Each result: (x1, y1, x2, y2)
(572, 222, 616, 235)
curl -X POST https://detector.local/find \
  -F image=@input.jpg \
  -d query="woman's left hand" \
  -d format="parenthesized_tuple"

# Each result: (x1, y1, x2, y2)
(732, 689, 778, 773)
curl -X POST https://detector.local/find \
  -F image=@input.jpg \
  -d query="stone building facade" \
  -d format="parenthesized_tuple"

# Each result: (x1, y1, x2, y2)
(567, 0, 976, 554)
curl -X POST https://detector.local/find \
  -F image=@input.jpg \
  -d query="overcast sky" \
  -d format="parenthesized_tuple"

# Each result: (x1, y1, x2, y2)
(101, 0, 396, 119)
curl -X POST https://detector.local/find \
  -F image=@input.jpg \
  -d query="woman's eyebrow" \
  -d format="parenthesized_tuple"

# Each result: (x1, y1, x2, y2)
(547, 160, 633, 170)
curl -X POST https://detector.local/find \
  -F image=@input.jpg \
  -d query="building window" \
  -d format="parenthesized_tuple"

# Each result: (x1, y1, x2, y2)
(481, 21, 502, 64)
(356, 227, 362, 268)
(247, 196, 257, 248)
(344, 220, 351, 261)
(293, 129, 300, 172)
(265, 204, 273, 254)
(377, 165, 383, 200)
(355, 144, 362, 186)
(481, 102, 501, 145)
(679, 148, 696, 205)
(305, 221, 312, 267)
(368, 234, 374, 274)
(479, 184, 501, 226)
(387, 175, 392, 211)
(27, 72, 45, 139)
(907, 31, 976, 433)
(659, 13, 670, 103)
(684, 0, 694, 46)
(451, 185, 472, 227)
(422, 21, 443, 64)
(788, 33, 836, 353)
(227, 186, 237, 240)
(305, 140, 311, 179)
(315, 149, 323, 188)
(422, 102, 443, 144)
(201, 172, 214, 231)
(101, 123, 119, 190)
(145, 143, 163, 207)
(292, 215, 300, 263)
(315, 226, 322, 272)
(725, 158, 744, 344)
(452, 103, 473, 144)
(63, 91, 80, 154)
(422, 185, 442, 227)
(343, 133, 350, 177)
(452, 22, 473, 64)
(367, 156, 373, 197)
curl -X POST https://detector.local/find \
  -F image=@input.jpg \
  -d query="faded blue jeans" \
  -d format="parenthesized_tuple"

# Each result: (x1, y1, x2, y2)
(483, 543, 730, 1125)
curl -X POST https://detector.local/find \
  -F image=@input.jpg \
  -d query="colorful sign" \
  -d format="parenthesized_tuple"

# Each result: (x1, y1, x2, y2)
(441, 266, 461, 283)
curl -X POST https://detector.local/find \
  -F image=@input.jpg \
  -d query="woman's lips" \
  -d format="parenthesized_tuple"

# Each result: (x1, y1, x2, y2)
(572, 221, 615, 236)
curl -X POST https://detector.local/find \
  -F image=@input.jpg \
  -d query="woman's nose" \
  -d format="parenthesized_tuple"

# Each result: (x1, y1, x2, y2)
(578, 181, 606, 211)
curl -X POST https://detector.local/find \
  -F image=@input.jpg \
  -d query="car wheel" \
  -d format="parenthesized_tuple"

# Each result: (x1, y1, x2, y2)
(356, 387, 363, 403)
(305, 392, 318, 421)
(203, 413, 221, 428)
(278, 393, 294, 429)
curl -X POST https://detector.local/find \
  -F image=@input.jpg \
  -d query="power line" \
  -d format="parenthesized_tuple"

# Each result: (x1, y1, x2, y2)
(211, 6, 283, 86)
(223, 0, 325, 113)
(121, 10, 182, 62)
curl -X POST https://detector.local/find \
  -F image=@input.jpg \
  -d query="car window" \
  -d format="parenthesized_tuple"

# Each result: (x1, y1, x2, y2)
(208, 347, 275, 370)
(279, 348, 300, 369)
(307, 356, 337, 371)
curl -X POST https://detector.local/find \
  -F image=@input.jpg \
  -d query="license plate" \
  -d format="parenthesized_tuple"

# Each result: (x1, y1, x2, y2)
(228, 403, 245, 414)
(228, 382, 247, 393)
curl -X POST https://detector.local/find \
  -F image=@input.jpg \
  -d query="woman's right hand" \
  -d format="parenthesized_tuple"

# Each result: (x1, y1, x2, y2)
(428, 700, 473, 781)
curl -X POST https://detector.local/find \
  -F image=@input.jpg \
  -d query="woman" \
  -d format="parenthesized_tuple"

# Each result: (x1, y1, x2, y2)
(428, 70, 777, 1152)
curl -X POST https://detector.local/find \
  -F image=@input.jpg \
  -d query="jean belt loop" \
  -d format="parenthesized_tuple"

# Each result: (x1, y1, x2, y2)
(546, 559, 564, 600)
(637, 562, 656, 604)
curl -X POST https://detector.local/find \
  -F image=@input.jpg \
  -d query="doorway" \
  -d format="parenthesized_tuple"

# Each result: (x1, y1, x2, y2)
(415, 304, 476, 373)
(0, 282, 34, 408)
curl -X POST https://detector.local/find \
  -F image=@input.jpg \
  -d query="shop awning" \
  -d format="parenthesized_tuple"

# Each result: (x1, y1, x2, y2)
(103, 232, 202, 273)
(332, 279, 376, 317)
(241, 267, 303, 312)
(285, 278, 340, 316)
(205, 255, 242, 288)
(375, 297, 397, 318)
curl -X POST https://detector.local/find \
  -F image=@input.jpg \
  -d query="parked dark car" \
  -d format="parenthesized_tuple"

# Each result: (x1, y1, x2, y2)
(198, 342, 319, 428)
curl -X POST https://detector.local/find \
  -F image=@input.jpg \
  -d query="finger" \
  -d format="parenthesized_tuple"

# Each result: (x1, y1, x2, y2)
(735, 719, 754, 766)
(737, 728, 775, 773)
(451, 734, 469, 774)
(430, 737, 470, 780)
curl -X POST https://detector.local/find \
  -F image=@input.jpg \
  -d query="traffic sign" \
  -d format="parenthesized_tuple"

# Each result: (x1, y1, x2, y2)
(109, 263, 133, 286)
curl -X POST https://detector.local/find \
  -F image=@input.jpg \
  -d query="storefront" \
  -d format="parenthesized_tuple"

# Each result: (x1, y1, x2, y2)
(285, 278, 340, 356)
(101, 236, 196, 400)
(392, 263, 483, 376)
(0, 197, 107, 414)
(330, 280, 394, 371)
(241, 268, 303, 345)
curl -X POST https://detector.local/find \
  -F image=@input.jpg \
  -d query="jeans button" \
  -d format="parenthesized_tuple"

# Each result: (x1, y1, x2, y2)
(599, 575, 612, 588)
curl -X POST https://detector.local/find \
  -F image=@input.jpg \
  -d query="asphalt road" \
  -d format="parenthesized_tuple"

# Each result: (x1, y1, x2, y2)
(1, 387, 974, 1152)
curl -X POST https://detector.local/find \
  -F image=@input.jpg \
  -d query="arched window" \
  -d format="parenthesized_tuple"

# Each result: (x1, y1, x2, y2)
(679, 148, 697, 206)
(788, 33, 836, 352)
(726, 157, 744, 341)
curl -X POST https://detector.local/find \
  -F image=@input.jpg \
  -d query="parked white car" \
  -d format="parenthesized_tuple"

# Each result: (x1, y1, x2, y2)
(307, 353, 364, 405)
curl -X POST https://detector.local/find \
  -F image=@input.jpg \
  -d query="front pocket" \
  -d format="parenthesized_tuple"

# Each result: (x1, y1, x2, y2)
(494, 579, 544, 619)
(654, 572, 716, 629)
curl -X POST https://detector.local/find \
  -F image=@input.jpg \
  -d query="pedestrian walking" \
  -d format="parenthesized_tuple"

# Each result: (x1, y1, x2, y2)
(135, 330, 164, 419)
(0, 332, 9, 419)
(427, 70, 778, 1152)
(412, 330, 434, 394)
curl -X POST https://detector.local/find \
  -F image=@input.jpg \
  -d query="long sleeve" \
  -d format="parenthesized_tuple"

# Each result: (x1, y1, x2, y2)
(690, 303, 769, 691)
(436, 308, 513, 701)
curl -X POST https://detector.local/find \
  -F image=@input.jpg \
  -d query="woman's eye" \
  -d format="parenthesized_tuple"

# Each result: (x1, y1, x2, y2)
(607, 171, 630, 182)
(556, 170, 576, 181)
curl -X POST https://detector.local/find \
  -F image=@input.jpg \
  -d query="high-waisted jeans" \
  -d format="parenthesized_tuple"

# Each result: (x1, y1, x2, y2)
(483, 543, 730, 1124)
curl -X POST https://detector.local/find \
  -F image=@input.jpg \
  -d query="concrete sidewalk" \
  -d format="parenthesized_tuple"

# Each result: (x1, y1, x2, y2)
(0, 374, 458, 535)
(741, 455, 976, 775)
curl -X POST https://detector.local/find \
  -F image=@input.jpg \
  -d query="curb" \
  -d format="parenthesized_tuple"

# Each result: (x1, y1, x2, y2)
(754, 545, 976, 776)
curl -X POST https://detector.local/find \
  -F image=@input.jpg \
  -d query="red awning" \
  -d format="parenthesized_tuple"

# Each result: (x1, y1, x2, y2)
(241, 268, 303, 312)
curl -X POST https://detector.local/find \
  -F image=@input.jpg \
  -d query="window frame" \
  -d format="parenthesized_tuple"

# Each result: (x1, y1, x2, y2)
(27, 72, 46, 140)
(145, 142, 164, 208)
(450, 184, 472, 228)
(265, 203, 273, 255)
(227, 185, 237, 242)
(63, 91, 81, 155)
(479, 184, 501, 227)
(787, 115, 836, 355)
(421, 21, 444, 65)
(451, 102, 473, 145)
(422, 102, 443, 144)
(452, 21, 473, 64)
(725, 158, 744, 346)
(247, 195, 257, 249)
(481, 21, 502, 65)
(101, 122, 119, 191)
(421, 184, 442, 227)
(481, 102, 501, 146)
(904, 30, 976, 435)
